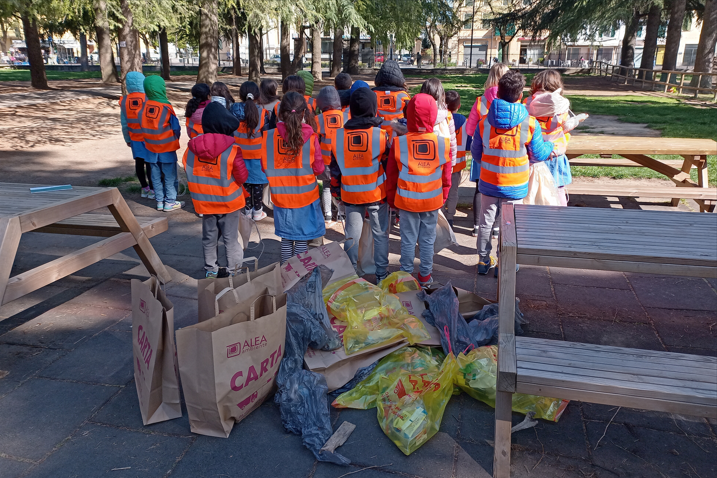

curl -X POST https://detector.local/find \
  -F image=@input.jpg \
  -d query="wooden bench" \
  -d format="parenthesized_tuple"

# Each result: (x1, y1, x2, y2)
(566, 136, 717, 212)
(492, 204, 717, 478)
(36, 213, 168, 238)
(567, 183, 717, 204)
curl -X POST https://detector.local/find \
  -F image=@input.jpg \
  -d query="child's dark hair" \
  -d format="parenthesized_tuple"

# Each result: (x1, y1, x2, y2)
(334, 72, 352, 91)
(282, 75, 306, 96)
(185, 83, 210, 118)
(497, 70, 525, 103)
(420, 78, 446, 109)
(278, 91, 316, 155)
(210, 81, 234, 107)
(239, 81, 261, 136)
(259, 78, 279, 104)
(445, 90, 461, 112)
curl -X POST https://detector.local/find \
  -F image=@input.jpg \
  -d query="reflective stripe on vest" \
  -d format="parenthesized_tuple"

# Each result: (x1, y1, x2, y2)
(140, 101, 180, 153)
(479, 116, 531, 188)
(454, 121, 468, 172)
(394, 134, 449, 212)
(536, 114, 568, 153)
(234, 108, 267, 159)
(305, 96, 316, 113)
(376, 91, 410, 121)
(333, 127, 387, 204)
(478, 95, 489, 116)
(183, 144, 246, 214)
(261, 129, 319, 209)
(318, 109, 350, 165)
(120, 92, 145, 141)
(186, 118, 203, 139)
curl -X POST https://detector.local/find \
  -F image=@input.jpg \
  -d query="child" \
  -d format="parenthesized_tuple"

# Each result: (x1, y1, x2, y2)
(444, 90, 471, 226)
(315, 86, 350, 222)
(119, 71, 153, 199)
(185, 83, 210, 139)
(372, 60, 411, 140)
(467, 62, 509, 236)
(210, 81, 234, 109)
(233, 81, 271, 221)
(258, 78, 280, 128)
(275, 75, 307, 117)
(296, 70, 317, 113)
(260, 92, 325, 264)
(140, 76, 184, 212)
(329, 87, 390, 281)
(525, 70, 587, 206)
(386, 93, 452, 288)
(471, 70, 554, 275)
(335, 72, 352, 112)
(183, 102, 248, 278)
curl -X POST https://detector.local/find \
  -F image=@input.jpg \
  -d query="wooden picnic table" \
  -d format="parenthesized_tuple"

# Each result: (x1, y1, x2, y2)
(492, 204, 717, 477)
(566, 135, 717, 211)
(0, 184, 170, 306)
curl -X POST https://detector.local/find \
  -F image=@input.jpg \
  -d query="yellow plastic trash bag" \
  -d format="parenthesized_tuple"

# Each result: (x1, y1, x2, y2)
(380, 271, 420, 294)
(326, 278, 430, 355)
(332, 346, 444, 409)
(377, 353, 459, 455)
(455, 346, 569, 422)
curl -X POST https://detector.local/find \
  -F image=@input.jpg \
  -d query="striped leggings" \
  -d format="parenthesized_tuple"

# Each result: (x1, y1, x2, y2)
(280, 238, 309, 264)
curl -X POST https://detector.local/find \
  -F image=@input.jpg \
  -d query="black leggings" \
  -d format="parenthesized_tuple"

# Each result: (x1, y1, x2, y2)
(135, 158, 153, 189)
(244, 183, 264, 211)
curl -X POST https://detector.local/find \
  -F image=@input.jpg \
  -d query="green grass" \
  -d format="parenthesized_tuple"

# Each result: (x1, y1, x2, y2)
(98, 176, 137, 187)
(0, 68, 221, 82)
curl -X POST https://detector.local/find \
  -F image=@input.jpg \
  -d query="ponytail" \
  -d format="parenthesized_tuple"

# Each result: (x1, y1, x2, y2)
(239, 81, 261, 137)
(185, 83, 210, 118)
(278, 91, 310, 155)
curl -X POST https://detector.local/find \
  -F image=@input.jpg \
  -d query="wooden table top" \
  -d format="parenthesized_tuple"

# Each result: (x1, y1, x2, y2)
(514, 205, 717, 267)
(0, 183, 112, 219)
(567, 135, 717, 156)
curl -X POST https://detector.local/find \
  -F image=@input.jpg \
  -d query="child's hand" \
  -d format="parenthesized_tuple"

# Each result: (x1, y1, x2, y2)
(576, 113, 589, 122)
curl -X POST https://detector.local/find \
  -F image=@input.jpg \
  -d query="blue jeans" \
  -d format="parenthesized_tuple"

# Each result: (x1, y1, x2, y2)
(150, 162, 178, 203)
(344, 202, 389, 278)
(399, 209, 438, 278)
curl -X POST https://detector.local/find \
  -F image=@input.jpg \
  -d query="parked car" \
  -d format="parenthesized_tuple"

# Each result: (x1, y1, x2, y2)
(375, 52, 384, 63)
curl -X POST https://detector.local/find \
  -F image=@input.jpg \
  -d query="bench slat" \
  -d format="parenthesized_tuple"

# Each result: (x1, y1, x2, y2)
(35, 214, 168, 238)
(569, 158, 695, 168)
(566, 185, 717, 200)
(567, 136, 717, 156)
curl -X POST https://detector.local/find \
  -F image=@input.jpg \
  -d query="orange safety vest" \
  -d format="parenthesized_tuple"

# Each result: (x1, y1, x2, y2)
(477, 116, 534, 190)
(261, 129, 319, 209)
(393, 133, 449, 212)
(140, 101, 180, 153)
(375, 90, 410, 140)
(182, 144, 246, 214)
(534, 113, 570, 155)
(331, 126, 388, 205)
(454, 120, 468, 173)
(317, 109, 351, 165)
(119, 92, 145, 142)
(234, 108, 269, 160)
(186, 117, 203, 139)
(477, 95, 491, 117)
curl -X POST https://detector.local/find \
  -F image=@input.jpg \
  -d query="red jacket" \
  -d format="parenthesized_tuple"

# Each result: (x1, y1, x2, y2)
(187, 133, 248, 185)
(386, 94, 452, 209)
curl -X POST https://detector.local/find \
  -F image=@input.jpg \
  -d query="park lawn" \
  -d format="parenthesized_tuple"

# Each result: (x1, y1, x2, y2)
(0, 68, 224, 82)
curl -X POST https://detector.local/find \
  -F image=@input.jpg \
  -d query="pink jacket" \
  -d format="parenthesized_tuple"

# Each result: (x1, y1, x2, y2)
(465, 86, 498, 138)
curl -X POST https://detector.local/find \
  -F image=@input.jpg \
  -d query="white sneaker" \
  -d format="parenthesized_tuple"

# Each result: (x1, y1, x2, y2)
(156, 202, 164, 211)
(252, 209, 267, 221)
(141, 187, 150, 198)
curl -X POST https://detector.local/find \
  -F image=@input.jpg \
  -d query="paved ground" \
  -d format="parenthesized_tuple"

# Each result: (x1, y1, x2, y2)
(0, 74, 715, 477)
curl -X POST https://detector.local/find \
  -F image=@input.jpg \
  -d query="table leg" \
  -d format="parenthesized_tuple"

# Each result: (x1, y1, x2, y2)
(108, 189, 171, 283)
(671, 156, 699, 207)
(0, 217, 22, 305)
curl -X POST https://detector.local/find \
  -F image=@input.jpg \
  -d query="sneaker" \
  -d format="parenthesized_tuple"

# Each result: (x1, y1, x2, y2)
(217, 267, 230, 278)
(492, 227, 500, 238)
(494, 263, 520, 278)
(252, 209, 267, 221)
(205, 270, 218, 279)
(417, 273, 433, 288)
(141, 187, 150, 198)
(472, 226, 479, 237)
(478, 256, 497, 275)
(156, 202, 164, 211)
(148, 190, 156, 200)
(325, 215, 333, 223)
(163, 201, 184, 212)
(375, 272, 388, 284)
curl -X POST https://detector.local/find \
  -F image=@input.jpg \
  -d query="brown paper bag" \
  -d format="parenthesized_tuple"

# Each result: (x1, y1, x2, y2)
(131, 277, 182, 425)
(280, 241, 356, 292)
(176, 282, 287, 438)
(456, 288, 493, 318)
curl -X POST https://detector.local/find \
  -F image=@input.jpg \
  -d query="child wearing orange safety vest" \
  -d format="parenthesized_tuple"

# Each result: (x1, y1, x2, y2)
(184, 83, 210, 139)
(119, 71, 153, 199)
(372, 60, 411, 140)
(258, 79, 280, 128)
(386, 93, 452, 288)
(260, 92, 326, 264)
(471, 71, 554, 276)
(274, 74, 315, 118)
(140, 76, 184, 212)
(443, 90, 471, 227)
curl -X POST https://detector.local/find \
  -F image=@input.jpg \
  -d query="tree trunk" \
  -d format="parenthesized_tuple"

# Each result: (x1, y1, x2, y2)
(661, 0, 686, 82)
(159, 28, 171, 80)
(280, 18, 291, 79)
(20, 13, 48, 89)
(501, 38, 509, 63)
(119, 0, 142, 91)
(331, 26, 343, 76)
(690, 0, 717, 88)
(348, 26, 360, 75)
(311, 24, 322, 81)
(143, 34, 152, 62)
(291, 25, 306, 73)
(260, 27, 266, 74)
(93, 0, 119, 83)
(248, 26, 261, 83)
(197, 0, 219, 84)
(0, 19, 8, 53)
(79, 31, 89, 71)
(639, 4, 661, 80)
(619, 8, 640, 74)
(232, 14, 241, 76)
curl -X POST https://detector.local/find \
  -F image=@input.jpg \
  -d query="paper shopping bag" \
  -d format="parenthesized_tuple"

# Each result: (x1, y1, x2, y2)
(281, 241, 356, 292)
(237, 211, 254, 249)
(176, 282, 287, 438)
(356, 218, 376, 277)
(131, 277, 182, 425)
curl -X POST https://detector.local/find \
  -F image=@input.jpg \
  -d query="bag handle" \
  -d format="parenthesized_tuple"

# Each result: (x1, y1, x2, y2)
(150, 275, 164, 299)
(249, 294, 277, 321)
(226, 257, 260, 302)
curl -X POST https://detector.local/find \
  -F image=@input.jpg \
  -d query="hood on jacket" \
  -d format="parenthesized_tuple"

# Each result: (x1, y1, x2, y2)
(143, 76, 169, 104)
(345, 87, 383, 130)
(374, 60, 405, 89)
(406, 93, 437, 133)
(350, 80, 370, 95)
(338, 89, 351, 108)
(202, 101, 240, 135)
(297, 71, 314, 95)
(211, 96, 227, 108)
(126, 71, 145, 93)
(188, 133, 236, 159)
(487, 98, 529, 130)
(483, 85, 498, 104)
(527, 88, 570, 118)
(316, 86, 341, 111)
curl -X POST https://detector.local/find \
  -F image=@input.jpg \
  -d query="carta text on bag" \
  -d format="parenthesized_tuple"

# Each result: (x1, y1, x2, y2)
(136, 325, 153, 370)
(229, 344, 283, 392)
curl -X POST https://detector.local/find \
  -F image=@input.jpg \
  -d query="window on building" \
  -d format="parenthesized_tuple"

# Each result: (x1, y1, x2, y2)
(637, 26, 643, 38)
(682, 15, 692, 31)
(682, 44, 698, 66)
(463, 13, 472, 29)
(482, 17, 492, 29)
(465, 0, 474, 5)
